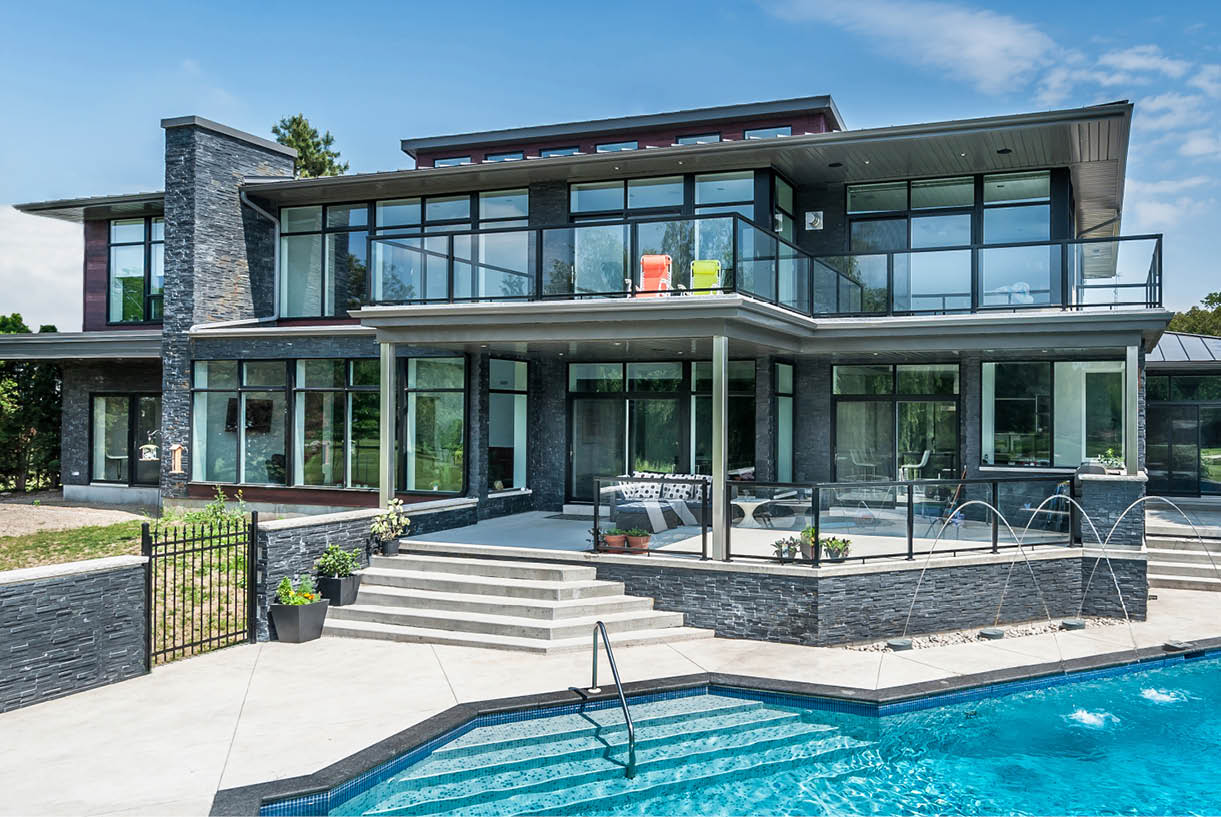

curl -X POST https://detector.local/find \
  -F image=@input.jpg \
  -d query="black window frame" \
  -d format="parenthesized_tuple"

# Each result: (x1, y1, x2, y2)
(483, 150, 524, 163)
(595, 140, 638, 153)
(676, 133, 721, 145)
(399, 355, 469, 497)
(292, 359, 382, 490)
(540, 146, 580, 158)
(88, 392, 162, 486)
(743, 125, 792, 140)
(433, 156, 472, 167)
(106, 216, 164, 325)
(279, 202, 372, 319)
(830, 363, 961, 482)
(774, 360, 795, 482)
(487, 358, 529, 492)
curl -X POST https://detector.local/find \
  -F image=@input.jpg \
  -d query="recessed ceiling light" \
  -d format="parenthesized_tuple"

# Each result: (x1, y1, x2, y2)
(828, 161, 843, 168)
(997, 148, 1013, 155)
(959, 152, 967, 157)
(863, 159, 870, 164)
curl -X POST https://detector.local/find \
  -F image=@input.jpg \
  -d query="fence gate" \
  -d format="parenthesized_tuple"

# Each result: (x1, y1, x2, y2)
(142, 512, 258, 665)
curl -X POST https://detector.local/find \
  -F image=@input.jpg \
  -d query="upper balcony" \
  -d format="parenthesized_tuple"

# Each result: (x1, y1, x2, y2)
(365, 213, 1162, 317)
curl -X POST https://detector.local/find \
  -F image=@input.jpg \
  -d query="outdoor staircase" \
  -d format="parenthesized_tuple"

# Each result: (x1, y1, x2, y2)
(322, 553, 713, 652)
(334, 693, 876, 816)
(1147, 534, 1221, 592)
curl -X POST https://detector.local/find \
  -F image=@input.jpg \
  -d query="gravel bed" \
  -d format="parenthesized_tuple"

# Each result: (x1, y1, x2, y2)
(846, 617, 1126, 651)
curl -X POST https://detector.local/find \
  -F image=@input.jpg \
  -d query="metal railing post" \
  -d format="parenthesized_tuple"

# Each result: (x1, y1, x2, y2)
(141, 521, 152, 672)
(990, 482, 999, 554)
(723, 483, 732, 562)
(247, 511, 259, 643)
(906, 484, 915, 561)
(592, 478, 602, 552)
(811, 484, 820, 566)
(700, 482, 709, 560)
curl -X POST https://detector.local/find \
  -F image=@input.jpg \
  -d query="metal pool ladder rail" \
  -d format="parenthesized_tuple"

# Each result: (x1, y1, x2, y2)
(588, 620, 637, 778)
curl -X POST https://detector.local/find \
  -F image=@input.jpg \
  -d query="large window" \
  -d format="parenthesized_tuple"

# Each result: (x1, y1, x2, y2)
(981, 360, 1125, 468)
(832, 364, 959, 481)
(980, 171, 1054, 306)
(108, 217, 164, 323)
(569, 177, 684, 222)
(404, 357, 466, 493)
(489, 359, 527, 491)
(293, 360, 380, 489)
(691, 361, 756, 478)
(775, 362, 794, 482)
(192, 361, 288, 485)
(280, 204, 369, 318)
(91, 394, 160, 485)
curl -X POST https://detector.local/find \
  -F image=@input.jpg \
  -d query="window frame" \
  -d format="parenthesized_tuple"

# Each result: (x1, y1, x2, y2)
(830, 363, 961, 482)
(433, 156, 472, 167)
(488, 358, 529, 492)
(676, 133, 721, 145)
(979, 358, 1127, 469)
(106, 216, 164, 325)
(399, 355, 469, 496)
(540, 146, 580, 158)
(774, 361, 795, 482)
(483, 150, 524, 163)
(743, 125, 792, 140)
(292, 359, 382, 489)
(280, 202, 373, 319)
(595, 140, 638, 153)
(88, 392, 161, 486)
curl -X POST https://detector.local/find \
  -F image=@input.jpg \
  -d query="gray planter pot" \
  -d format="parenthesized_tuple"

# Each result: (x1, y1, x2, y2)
(380, 538, 400, 556)
(318, 574, 362, 607)
(269, 599, 328, 643)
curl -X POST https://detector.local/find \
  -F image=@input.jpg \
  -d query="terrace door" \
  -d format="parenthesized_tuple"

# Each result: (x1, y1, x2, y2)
(570, 399, 625, 501)
(1147, 404, 1199, 496)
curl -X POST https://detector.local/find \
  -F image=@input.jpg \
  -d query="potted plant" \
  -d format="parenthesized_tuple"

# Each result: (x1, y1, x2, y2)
(269, 576, 328, 643)
(314, 543, 363, 606)
(822, 536, 852, 562)
(624, 528, 651, 553)
(1098, 448, 1124, 474)
(602, 528, 628, 552)
(772, 536, 800, 563)
(371, 498, 411, 556)
(798, 526, 818, 560)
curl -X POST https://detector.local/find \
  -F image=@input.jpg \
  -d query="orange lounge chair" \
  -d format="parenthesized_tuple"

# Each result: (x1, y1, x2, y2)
(638, 254, 672, 297)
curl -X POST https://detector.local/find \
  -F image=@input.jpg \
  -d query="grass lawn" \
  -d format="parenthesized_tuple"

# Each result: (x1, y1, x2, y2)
(0, 520, 146, 572)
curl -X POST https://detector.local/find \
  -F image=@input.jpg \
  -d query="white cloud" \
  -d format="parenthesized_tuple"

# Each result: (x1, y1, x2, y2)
(1125, 179, 1214, 230)
(1187, 64, 1221, 97)
(1180, 129, 1221, 158)
(0, 207, 82, 332)
(1126, 176, 1212, 196)
(1098, 44, 1191, 79)
(1134, 92, 1209, 131)
(770, 0, 1056, 94)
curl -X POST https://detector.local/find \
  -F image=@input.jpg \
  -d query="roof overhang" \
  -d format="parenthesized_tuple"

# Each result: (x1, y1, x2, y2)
(12, 192, 164, 223)
(399, 95, 843, 157)
(245, 102, 1131, 239)
(351, 297, 1170, 357)
(0, 330, 162, 360)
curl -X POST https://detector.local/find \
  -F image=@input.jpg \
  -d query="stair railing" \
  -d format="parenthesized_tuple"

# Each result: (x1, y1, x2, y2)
(588, 620, 637, 778)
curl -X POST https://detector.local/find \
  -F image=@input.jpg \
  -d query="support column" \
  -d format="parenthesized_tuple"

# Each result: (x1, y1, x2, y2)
(1125, 344, 1140, 476)
(379, 341, 396, 507)
(711, 335, 729, 560)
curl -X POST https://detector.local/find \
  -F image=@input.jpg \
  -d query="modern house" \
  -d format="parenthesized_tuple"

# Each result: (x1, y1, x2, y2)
(1, 96, 1178, 561)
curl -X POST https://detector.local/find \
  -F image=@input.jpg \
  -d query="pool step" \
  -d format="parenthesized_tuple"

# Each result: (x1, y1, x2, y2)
(350, 704, 863, 816)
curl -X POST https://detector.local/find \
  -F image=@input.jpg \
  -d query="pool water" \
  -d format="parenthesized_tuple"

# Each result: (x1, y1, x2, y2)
(327, 656, 1221, 816)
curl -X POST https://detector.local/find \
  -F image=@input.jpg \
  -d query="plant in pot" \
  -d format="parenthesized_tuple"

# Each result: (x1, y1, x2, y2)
(624, 528, 651, 553)
(798, 526, 818, 561)
(268, 576, 328, 643)
(821, 536, 852, 562)
(314, 543, 363, 607)
(601, 528, 628, 552)
(371, 498, 411, 556)
(1098, 447, 1124, 474)
(772, 536, 800, 563)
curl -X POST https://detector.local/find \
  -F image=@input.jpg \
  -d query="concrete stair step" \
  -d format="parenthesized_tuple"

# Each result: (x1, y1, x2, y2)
(1145, 536, 1221, 552)
(1145, 562, 1221, 580)
(326, 605, 686, 640)
(358, 567, 624, 601)
(354, 585, 654, 620)
(320, 619, 713, 653)
(372, 554, 595, 582)
(1146, 547, 1221, 566)
(1148, 573, 1221, 592)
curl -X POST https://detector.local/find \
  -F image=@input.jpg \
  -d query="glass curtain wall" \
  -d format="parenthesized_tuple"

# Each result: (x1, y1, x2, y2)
(1147, 374, 1221, 495)
(292, 359, 381, 489)
(190, 361, 288, 485)
(776, 363, 794, 482)
(832, 364, 959, 481)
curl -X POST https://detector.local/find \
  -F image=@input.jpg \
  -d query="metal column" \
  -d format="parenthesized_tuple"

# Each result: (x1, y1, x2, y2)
(711, 335, 729, 560)
(379, 340, 397, 507)
(1125, 344, 1140, 476)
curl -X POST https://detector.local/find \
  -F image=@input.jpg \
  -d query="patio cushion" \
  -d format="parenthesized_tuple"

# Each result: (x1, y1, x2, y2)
(661, 481, 691, 501)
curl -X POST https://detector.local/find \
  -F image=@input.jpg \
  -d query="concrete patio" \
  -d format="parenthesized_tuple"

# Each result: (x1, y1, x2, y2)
(2, 589, 1220, 816)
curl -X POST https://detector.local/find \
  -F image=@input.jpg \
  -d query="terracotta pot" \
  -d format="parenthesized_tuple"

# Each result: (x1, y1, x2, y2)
(603, 534, 627, 552)
(626, 535, 650, 553)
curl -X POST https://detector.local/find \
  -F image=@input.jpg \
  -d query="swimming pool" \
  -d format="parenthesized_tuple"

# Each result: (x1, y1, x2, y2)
(264, 654, 1221, 816)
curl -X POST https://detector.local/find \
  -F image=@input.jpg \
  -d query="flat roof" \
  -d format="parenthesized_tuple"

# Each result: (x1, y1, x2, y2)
(13, 191, 164, 223)
(161, 115, 298, 158)
(0, 330, 162, 360)
(399, 95, 844, 157)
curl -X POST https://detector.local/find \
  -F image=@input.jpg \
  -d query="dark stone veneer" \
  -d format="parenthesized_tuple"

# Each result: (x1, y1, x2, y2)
(0, 559, 148, 713)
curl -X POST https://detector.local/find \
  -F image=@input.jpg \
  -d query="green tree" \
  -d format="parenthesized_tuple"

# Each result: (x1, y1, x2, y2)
(271, 114, 349, 178)
(1169, 291, 1221, 337)
(0, 314, 62, 491)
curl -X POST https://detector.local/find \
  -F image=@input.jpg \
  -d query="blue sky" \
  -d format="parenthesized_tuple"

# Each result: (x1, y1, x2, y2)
(1, 0, 1218, 330)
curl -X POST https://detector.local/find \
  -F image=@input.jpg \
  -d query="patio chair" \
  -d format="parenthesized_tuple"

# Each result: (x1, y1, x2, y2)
(690, 259, 722, 294)
(637, 254, 672, 297)
(900, 449, 930, 481)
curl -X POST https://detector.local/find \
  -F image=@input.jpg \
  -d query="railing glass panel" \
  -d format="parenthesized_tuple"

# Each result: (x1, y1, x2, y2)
(893, 250, 972, 313)
(736, 220, 778, 303)
(1066, 236, 1163, 308)
(978, 244, 1060, 307)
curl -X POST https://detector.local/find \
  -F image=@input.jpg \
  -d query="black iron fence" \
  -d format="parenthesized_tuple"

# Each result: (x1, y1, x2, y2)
(141, 512, 258, 666)
(726, 477, 1074, 565)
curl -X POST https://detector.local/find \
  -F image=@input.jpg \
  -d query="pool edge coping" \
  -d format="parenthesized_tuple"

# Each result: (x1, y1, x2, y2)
(210, 634, 1221, 816)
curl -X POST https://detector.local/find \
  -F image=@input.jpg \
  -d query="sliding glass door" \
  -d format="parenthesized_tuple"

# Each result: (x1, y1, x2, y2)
(570, 398, 625, 501)
(91, 393, 161, 486)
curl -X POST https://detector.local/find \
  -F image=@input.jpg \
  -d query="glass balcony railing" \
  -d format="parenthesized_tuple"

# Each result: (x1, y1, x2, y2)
(366, 216, 1162, 317)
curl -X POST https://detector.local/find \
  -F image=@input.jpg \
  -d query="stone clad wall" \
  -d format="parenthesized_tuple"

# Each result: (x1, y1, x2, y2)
(60, 362, 162, 487)
(1078, 474, 1146, 547)
(0, 557, 148, 713)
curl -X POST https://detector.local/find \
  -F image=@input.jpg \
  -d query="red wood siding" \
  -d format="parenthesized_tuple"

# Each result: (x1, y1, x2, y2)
(416, 112, 831, 168)
(82, 220, 109, 332)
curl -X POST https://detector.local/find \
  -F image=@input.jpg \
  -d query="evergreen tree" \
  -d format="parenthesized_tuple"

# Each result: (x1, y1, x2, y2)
(271, 114, 349, 178)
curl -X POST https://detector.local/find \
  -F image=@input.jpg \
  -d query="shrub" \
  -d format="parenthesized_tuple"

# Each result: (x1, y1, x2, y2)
(772, 536, 801, 560)
(314, 543, 362, 578)
(371, 498, 410, 542)
(821, 536, 851, 557)
(1098, 448, 1123, 470)
(275, 575, 319, 606)
(624, 528, 650, 538)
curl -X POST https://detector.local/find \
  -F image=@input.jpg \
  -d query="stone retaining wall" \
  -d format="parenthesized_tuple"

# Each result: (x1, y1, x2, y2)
(0, 556, 148, 712)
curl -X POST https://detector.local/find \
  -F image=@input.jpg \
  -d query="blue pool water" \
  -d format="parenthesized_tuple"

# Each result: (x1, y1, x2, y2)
(311, 656, 1221, 816)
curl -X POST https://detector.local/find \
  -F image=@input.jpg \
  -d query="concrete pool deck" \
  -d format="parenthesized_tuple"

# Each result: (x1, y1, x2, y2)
(2, 588, 1220, 816)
